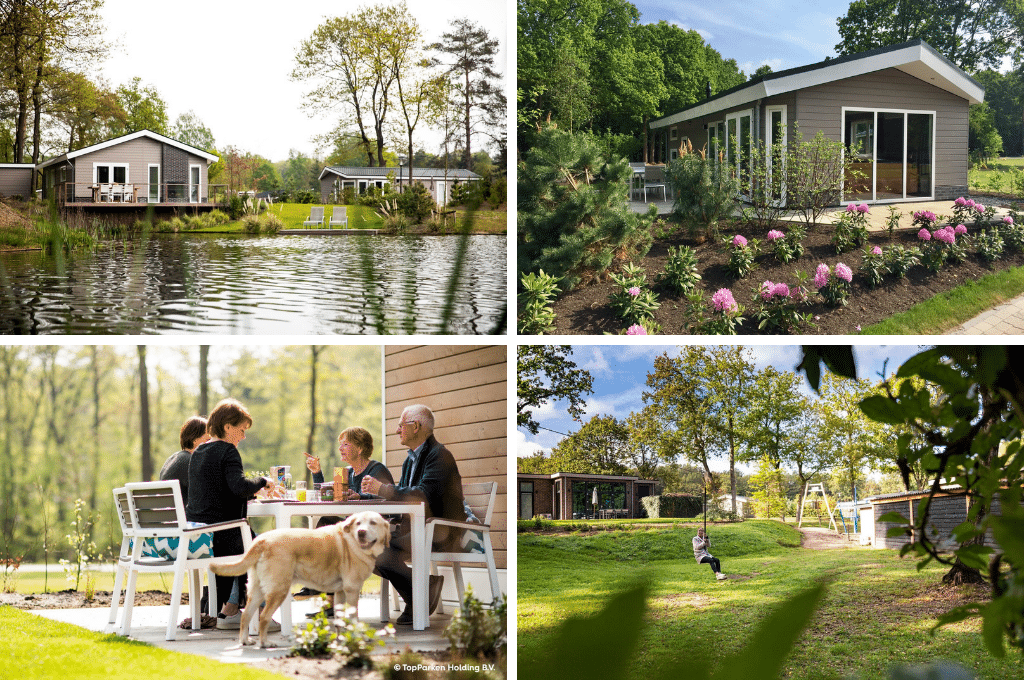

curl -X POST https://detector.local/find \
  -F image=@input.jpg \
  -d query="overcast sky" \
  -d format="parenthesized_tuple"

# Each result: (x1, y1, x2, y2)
(517, 344, 928, 473)
(95, 0, 508, 162)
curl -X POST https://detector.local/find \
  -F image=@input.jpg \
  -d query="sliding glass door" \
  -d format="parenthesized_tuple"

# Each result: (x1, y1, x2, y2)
(843, 108, 934, 202)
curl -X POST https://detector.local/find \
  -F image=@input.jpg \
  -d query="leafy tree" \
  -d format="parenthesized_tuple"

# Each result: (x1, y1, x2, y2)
(281, 150, 321, 193)
(44, 69, 124, 151)
(430, 18, 502, 171)
(292, 2, 420, 167)
(749, 454, 787, 520)
(741, 367, 806, 470)
(517, 125, 656, 291)
(973, 69, 1023, 157)
(546, 414, 629, 475)
(969, 101, 1003, 164)
(517, 345, 594, 436)
(700, 346, 756, 516)
(815, 372, 886, 502)
(834, 0, 1022, 72)
(171, 110, 215, 150)
(114, 77, 168, 135)
(624, 408, 663, 479)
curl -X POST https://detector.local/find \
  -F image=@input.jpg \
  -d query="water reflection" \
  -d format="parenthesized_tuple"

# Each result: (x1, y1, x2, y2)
(0, 234, 506, 335)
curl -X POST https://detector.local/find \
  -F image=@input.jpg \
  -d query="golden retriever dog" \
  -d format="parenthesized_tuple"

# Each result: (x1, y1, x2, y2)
(210, 510, 390, 648)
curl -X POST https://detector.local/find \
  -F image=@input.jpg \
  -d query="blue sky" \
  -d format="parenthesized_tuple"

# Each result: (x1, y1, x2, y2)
(517, 344, 928, 472)
(632, 0, 855, 77)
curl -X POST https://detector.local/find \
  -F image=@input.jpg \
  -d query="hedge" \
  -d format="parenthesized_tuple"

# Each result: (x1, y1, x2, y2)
(641, 493, 703, 518)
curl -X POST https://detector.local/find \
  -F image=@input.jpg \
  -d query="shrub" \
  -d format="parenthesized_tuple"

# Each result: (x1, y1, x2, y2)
(860, 246, 887, 288)
(884, 205, 901, 237)
(786, 127, 856, 226)
(334, 606, 394, 667)
(518, 125, 655, 290)
(641, 493, 703, 518)
(725, 234, 759, 278)
(752, 278, 813, 334)
(658, 245, 701, 294)
(608, 263, 659, 325)
(228, 194, 243, 220)
(241, 214, 261, 233)
(832, 203, 869, 253)
(920, 225, 957, 272)
(912, 209, 937, 229)
(814, 262, 853, 306)
(743, 138, 788, 229)
(1012, 169, 1024, 198)
(444, 588, 506, 662)
(975, 227, 1004, 263)
(487, 175, 507, 207)
(766, 224, 805, 264)
(206, 209, 229, 224)
(259, 213, 283, 234)
(396, 183, 434, 224)
(518, 270, 560, 335)
(885, 244, 921, 278)
(685, 287, 744, 335)
(665, 141, 739, 238)
(290, 596, 337, 657)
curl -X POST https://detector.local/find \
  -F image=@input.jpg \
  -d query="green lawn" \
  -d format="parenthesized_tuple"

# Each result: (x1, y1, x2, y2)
(0, 606, 283, 680)
(518, 521, 1023, 680)
(968, 156, 1024, 195)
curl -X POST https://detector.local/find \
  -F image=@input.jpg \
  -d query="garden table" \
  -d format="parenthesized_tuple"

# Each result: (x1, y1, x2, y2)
(245, 498, 428, 632)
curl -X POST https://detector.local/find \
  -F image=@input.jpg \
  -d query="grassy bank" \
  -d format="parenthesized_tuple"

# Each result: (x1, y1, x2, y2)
(519, 521, 1022, 679)
(0, 607, 281, 680)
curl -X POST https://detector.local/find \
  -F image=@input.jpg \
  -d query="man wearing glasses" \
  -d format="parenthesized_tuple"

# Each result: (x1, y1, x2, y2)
(361, 404, 466, 625)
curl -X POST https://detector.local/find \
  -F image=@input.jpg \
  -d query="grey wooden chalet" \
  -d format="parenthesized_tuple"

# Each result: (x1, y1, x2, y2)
(36, 129, 221, 207)
(517, 472, 660, 520)
(648, 39, 984, 204)
(0, 163, 34, 199)
(319, 166, 481, 206)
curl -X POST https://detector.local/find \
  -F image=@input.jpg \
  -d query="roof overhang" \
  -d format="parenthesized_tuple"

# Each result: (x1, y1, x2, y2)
(36, 130, 218, 170)
(650, 40, 985, 130)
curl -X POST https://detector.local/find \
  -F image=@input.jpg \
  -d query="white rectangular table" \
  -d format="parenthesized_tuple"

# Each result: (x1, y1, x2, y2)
(245, 499, 428, 632)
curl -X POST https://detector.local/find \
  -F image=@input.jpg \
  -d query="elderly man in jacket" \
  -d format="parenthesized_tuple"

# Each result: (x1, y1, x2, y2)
(361, 404, 466, 625)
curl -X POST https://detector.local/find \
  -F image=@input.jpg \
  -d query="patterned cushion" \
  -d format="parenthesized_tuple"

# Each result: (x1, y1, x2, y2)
(129, 523, 213, 560)
(460, 501, 485, 554)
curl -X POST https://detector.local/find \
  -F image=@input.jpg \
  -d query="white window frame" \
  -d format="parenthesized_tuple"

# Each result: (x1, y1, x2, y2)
(765, 105, 788, 206)
(189, 164, 201, 203)
(725, 109, 754, 197)
(840, 106, 936, 204)
(93, 162, 128, 185)
(148, 164, 160, 203)
(669, 127, 678, 142)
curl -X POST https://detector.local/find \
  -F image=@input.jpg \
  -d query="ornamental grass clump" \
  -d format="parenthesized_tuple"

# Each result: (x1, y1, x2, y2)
(608, 263, 660, 326)
(752, 278, 813, 334)
(814, 262, 852, 306)
(860, 245, 886, 288)
(518, 270, 561, 335)
(685, 287, 744, 335)
(832, 203, 869, 253)
(658, 245, 701, 294)
(725, 233, 759, 278)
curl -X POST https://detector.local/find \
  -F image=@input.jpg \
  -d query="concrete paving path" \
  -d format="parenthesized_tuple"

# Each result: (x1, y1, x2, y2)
(947, 293, 1024, 335)
(28, 596, 451, 665)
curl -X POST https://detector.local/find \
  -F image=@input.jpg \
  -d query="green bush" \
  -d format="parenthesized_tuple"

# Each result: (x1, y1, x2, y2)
(518, 125, 655, 291)
(666, 146, 739, 238)
(444, 588, 506, 662)
(641, 493, 703, 518)
(518, 270, 561, 335)
(227, 194, 243, 220)
(396, 183, 434, 224)
(658, 245, 701, 295)
(786, 127, 856, 226)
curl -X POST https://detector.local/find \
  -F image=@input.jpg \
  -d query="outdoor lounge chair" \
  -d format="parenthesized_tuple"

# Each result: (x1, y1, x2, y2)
(114, 480, 252, 641)
(303, 206, 325, 227)
(642, 165, 668, 203)
(329, 206, 347, 228)
(381, 481, 501, 619)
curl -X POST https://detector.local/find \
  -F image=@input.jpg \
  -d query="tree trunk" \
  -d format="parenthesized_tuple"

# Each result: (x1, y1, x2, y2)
(728, 418, 737, 516)
(199, 346, 209, 415)
(463, 68, 472, 170)
(305, 346, 321, 458)
(943, 493, 987, 585)
(138, 346, 152, 481)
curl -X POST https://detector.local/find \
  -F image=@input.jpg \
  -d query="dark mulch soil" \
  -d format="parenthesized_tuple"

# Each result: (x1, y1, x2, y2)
(0, 589, 174, 609)
(550, 197, 1024, 335)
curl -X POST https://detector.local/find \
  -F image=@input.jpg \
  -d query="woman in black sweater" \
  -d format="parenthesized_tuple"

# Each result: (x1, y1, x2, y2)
(186, 398, 274, 617)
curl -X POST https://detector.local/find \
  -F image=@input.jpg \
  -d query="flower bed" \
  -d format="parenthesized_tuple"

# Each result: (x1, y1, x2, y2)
(547, 203, 1024, 335)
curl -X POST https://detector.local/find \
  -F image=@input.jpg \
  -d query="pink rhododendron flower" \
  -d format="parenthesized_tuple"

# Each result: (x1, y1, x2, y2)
(1004, 216, 1014, 225)
(732, 234, 748, 247)
(711, 288, 738, 313)
(846, 203, 856, 213)
(628, 286, 641, 297)
(918, 228, 932, 241)
(856, 325, 862, 332)
(933, 227, 955, 244)
(965, 198, 976, 208)
(772, 282, 790, 298)
(975, 204, 984, 213)
(814, 263, 830, 288)
(834, 262, 853, 283)
(767, 229, 785, 241)
(954, 197, 967, 207)
(626, 324, 647, 335)
(857, 203, 870, 214)
(954, 224, 967, 234)
(871, 246, 883, 255)
(759, 280, 775, 299)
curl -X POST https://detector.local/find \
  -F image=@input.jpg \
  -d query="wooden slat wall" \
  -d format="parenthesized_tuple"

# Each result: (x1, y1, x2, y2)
(384, 345, 506, 569)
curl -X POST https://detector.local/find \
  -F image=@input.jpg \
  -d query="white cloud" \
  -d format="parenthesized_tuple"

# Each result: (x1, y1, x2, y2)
(517, 430, 549, 458)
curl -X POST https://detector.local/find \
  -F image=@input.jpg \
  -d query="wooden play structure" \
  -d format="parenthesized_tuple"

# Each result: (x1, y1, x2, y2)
(797, 482, 840, 533)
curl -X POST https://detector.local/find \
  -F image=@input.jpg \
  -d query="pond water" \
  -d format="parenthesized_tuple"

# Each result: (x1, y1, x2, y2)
(0, 234, 506, 335)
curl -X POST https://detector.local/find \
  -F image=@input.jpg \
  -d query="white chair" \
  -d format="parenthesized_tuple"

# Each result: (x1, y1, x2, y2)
(329, 206, 347, 228)
(629, 163, 645, 200)
(121, 184, 134, 202)
(100, 184, 112, 202)
(643, 165, 668, 203)
(117, 480, 252, 641)
(381, 481, 502, 619)
(303, 206, 325, 227)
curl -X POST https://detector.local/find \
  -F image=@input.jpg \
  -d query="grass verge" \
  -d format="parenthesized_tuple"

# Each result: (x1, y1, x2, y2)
(861, 264, 1024, 334)
(0, 606, 282, 680)
(518, 520, 1023, 680)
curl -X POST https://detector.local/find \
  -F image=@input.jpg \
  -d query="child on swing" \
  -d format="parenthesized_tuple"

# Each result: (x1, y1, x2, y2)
(693, 527, 726, 580)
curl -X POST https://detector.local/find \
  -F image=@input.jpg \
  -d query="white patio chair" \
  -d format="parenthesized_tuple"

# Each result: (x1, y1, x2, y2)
(643, 165, 668, 203)
(302, 206, 325, 227)
(381, 481, 502, 620)
(329, 206, 347, 228)
(121, 184, 134, 203)
(629, 163, 646, 200)
(117, 480, 251, 641)
(100, 184, 112, 202)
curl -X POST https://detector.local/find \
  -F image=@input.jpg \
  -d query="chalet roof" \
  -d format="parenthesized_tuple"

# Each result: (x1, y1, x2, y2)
(36, 130, 219, 170)
(319, 166, 481, 181)
(650, 39, 985, 129)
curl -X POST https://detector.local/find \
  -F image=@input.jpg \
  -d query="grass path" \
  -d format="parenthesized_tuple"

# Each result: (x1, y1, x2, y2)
(518, 521, 1023, 679)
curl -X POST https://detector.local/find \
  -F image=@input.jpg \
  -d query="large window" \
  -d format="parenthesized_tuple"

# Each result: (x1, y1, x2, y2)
(843, 108, 934, 202)
(94, 163, 127, 184)
(519, 481, 534, 520)
(571, 481, 627, 519)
